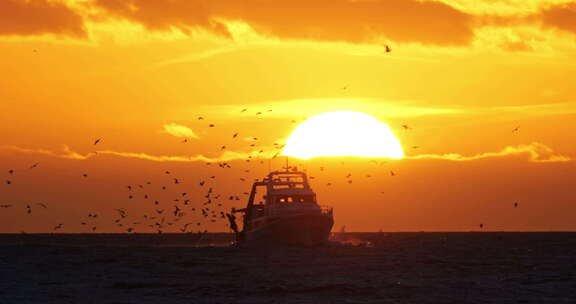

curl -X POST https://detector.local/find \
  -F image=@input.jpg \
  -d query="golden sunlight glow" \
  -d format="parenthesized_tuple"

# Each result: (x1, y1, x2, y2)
(282, 111, 404, 159)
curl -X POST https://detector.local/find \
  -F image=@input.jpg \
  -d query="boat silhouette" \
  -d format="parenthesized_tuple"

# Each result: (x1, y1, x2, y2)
(230, 169, 334, 246)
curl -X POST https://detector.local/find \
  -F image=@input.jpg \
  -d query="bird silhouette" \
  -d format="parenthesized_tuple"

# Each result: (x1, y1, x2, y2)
(29, 163, 39, 169)
(241, 108, 247, 112)
(233, 133, 239, 138)
(37, 203, 47, 209)
(5, 180, 11, 185)
(514, 202, 518, 208)
(402, 125, 411, 130)
(94, 138, 102, 145)
(385, 45, 391, 53)
(8, 170, 14, 175)
(512, 126, 520, 133)
(209, 124, 215, 127)
(479, 223, 484, 229)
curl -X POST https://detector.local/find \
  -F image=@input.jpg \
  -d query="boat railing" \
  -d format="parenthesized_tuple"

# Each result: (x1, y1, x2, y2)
(266, 204, 332, 217)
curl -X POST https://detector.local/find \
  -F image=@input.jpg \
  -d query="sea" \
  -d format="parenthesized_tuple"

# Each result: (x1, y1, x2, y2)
(1, 232, 575, 303)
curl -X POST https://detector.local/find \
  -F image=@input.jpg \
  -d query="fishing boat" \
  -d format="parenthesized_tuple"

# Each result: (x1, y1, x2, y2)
(228, 169, 334, 246)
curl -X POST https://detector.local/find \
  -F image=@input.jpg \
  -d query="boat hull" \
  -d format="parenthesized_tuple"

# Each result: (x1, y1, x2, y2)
(241, 214, 334, 247)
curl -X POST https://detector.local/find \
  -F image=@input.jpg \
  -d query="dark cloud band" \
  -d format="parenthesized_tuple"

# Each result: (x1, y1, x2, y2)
(0, 0, 85, 37)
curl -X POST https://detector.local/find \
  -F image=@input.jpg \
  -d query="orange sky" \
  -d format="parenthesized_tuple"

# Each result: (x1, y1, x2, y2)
(1, 0, 576, 233)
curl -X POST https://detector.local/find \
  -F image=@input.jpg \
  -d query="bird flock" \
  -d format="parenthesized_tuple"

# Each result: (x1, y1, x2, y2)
(0, 108, 292, 234)
(2, 99, 524, 234)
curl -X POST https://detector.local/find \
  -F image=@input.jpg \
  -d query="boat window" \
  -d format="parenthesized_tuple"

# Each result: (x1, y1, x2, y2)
(279, 197, 286, 203)
(287, 197, 293, 203)
(296, 195, 315, 203)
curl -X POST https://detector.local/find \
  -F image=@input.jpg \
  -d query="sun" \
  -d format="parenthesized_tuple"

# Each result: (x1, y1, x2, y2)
(282, 111, 404, 159)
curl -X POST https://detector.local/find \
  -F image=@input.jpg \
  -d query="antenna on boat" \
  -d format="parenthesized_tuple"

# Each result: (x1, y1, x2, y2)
(285, 156, 289, 172)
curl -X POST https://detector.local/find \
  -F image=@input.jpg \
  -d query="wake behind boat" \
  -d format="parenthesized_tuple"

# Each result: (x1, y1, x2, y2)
(229, 169, 334, 246)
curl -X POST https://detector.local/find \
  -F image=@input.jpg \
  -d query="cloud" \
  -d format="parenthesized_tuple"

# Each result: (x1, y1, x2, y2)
(0, 144, 88, 160)
(92, 0, 231, 38)
(200, 98, 465, 119)
(407, 142, 571, 162)
(91, 0, 474, 46)
(0, 144, 280, 163)
(434, 0, 575, 16)
(1, 141, 570, 165)
(0, 0, 86, 37)
(541, 3, 576, 35)
(163, 123, 199, 139)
